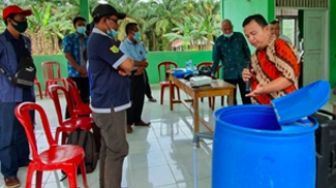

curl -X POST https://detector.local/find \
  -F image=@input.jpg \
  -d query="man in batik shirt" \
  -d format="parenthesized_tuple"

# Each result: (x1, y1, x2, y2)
(242, 14, 300, 104)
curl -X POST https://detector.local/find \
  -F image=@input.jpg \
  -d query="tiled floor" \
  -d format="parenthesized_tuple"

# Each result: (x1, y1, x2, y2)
(0, 87, 215, 188)
(0, 86, 334, 188)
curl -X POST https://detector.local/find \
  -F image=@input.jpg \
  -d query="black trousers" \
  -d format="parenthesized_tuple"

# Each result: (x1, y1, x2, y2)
(144, 70, 153, 99)
(69, 77, 90, 103)
(66, 77, 90, 118)
(127, 74, 145, 124)
(0, 102, 31, 177)
(224, 78, 251, 105)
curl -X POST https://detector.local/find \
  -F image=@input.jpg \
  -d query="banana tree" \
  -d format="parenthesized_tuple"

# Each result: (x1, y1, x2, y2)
(163, 0, 220, 51)
(163, 16, 198, 50)
(1, 0, 221, 53)
(193, 0, 221, 49)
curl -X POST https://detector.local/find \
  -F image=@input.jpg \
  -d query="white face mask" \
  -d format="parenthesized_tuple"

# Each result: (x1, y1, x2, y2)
(223, 32, 234, 38)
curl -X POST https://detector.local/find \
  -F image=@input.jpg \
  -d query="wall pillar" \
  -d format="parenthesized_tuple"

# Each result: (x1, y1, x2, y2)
(330, 0, 336, 86)
(79, 0, 90, 21)
(221, 0, 275, 32)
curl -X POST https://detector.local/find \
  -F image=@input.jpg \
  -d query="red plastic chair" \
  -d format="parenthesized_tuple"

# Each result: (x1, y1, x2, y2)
(63, 78, 91, 117)
(34, 78, 43, 100)
(48, 85, 93, 144)
(158, 61, 180, 105)
(196, 62, 223, 110)
(41, 61, 65, 97)
(63, 78, 101, 152)
(14, 102, 89, 188)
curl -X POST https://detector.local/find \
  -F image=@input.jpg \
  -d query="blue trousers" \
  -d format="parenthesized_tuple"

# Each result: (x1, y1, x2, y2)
(0, 102, 30, 177)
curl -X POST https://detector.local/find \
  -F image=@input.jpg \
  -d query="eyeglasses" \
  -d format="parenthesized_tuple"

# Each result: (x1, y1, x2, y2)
(108, 18, 119, 24)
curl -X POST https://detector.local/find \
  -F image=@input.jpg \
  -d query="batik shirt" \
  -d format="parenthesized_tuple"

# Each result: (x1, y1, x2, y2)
(250, 37, 300, 104)
(212, 32, 251, 80)
(63, 32, 88, 77)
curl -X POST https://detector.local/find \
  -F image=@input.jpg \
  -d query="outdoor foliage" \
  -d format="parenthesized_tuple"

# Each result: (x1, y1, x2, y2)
(0, 0, 221, 54)
(1, 0, 79, 54)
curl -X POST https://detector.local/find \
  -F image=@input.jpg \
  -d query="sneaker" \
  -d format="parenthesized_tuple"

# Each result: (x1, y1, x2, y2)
(148, 97, 157, 102)
(4, 176, 20, 188)
(134, 120, 150, 127)
(127, 124, 133, 134)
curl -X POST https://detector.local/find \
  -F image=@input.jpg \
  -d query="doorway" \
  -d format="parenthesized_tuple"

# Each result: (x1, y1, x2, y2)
(275, 7, 329, 86)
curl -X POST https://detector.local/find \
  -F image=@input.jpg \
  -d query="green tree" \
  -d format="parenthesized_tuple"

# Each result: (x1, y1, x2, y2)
(1, 0, 221, 53)
(163, 0, 221, 50)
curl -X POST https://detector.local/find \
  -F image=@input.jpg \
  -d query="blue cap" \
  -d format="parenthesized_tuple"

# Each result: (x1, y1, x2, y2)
(272, 80, 330, 125)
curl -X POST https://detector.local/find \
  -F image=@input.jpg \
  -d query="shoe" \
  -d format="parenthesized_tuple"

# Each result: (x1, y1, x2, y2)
(4, 176, 20, 188)
(127, 124, 133, 134)
(148, 97, 157, 102)
(134, 120, 150, 127)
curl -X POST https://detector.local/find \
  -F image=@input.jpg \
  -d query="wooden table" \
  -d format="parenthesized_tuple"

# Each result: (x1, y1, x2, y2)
(169, 75, 235, 145)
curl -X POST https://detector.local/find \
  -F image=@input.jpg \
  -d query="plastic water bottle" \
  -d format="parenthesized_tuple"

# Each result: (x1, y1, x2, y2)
(185, 60, 193, 72)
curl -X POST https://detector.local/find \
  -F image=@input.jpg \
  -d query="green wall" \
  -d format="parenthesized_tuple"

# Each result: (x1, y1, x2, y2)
(221, 0, 275, 33)
(33, 51, 212, 90)
(33, 55, 68, 91)
(147, 51, 212, 83)
(330, 1, 336, 87)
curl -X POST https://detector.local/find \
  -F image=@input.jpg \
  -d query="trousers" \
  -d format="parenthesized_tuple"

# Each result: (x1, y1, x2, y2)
(0, 102, 30, 177)
(93, 110, 129, 188)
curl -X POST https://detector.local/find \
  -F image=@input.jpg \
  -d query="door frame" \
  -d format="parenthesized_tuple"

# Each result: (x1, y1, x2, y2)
(302, 8, 329, 83)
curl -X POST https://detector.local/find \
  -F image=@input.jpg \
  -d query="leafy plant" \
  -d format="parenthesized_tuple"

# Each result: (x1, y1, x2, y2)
(1, 0, 221, 53)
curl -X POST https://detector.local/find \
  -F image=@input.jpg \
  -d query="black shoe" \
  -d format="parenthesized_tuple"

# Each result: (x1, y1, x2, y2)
(134, 120, 150, 127)
(148, 97, 157, 102)
(127, 124, 133, 133)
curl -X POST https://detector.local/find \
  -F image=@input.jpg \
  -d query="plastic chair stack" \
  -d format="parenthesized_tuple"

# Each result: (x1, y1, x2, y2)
(63, 78, 91, 117)
(14, 102, 89, 188)
(48, 85, 93, 144)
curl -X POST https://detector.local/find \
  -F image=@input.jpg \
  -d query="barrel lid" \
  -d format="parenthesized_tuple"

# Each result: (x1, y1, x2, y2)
(271, 80, 330, 125)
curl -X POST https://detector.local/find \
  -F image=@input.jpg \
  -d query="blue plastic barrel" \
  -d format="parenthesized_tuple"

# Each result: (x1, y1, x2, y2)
(212, 105, 318, 188)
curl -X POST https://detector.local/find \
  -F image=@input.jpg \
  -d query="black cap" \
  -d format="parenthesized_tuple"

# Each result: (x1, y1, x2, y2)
(92, 4, 126, 19)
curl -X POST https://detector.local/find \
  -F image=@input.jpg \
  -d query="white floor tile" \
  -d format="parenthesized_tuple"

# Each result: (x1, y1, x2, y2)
(131, 164, 176, 187)
(0, 88, 215, 188)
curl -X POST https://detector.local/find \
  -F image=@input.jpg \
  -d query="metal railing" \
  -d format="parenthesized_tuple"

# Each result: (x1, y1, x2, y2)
(276, 0, 328, 8)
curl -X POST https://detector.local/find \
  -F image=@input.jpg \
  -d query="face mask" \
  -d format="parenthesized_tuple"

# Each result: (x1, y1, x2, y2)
(107, 29, 118, 38)
(76, 26, 86, 35)
(223, 32, 234, 38)
(12, 20, 28, 33)
(134, 32, 141, 41)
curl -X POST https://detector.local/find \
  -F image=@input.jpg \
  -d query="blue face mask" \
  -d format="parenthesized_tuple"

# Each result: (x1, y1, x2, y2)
(223, 32, 234, 38)
(76, 26, 86, 35)
(134, 32, 141, 41)
(107, 30, 118, 38)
